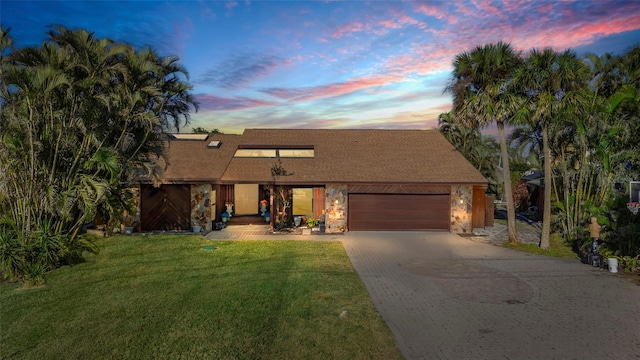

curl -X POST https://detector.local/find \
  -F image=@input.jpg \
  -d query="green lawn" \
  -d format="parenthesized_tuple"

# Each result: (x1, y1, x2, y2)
(1, 235, 403, 360)
(504, 232, 578, 259)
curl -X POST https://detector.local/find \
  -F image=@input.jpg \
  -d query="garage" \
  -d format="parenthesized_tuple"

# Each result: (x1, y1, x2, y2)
(348, 194, 450, 231)
(140, 184, 191, 231)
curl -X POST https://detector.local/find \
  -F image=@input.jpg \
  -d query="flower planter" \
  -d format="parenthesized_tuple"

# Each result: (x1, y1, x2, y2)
(192, 225, 202, 234)
(124, 226, 134, 234)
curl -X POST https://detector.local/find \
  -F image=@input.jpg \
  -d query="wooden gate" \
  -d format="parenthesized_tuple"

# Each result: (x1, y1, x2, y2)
(140, 184, 191, 231)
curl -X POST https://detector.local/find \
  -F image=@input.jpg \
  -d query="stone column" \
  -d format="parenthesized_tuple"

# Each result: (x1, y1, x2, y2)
(325, 184, 348, 233)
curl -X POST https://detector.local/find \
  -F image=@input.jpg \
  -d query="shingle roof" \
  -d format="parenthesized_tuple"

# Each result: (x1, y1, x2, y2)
(158, 129, 487, 185)
(159, 133, 242, 182)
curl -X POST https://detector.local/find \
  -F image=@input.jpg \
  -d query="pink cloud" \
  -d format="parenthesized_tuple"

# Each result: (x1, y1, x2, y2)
(261, 74, 404, 102)
(414, 3, 447, 20)
(331, 21, 367, 38)
(384, 46, 461, 76)
(195, 94, 279, 111)
(469, 0, 507, 19)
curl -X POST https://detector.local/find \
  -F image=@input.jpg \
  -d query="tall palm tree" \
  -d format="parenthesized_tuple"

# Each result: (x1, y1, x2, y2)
(447, 42, 524, 244)
(513, 48, 589, 249)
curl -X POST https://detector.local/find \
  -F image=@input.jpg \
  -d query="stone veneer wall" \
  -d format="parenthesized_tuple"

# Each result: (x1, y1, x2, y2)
(191, 184, 212, 232)
(450, 185, 473, 233)
(325, 185, 347, 233)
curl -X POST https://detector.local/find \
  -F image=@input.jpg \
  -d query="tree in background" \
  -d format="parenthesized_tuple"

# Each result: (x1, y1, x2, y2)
(445, 41, 639, 258)
(438, 111, 499, 187)
(447, 42, 524, 244)
(0, 26, 198, 283)
(191, 127, 223, 134)
(513, 48, 590, 249)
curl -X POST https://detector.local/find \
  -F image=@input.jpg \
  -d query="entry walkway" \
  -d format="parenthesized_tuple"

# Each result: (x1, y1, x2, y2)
(203, 225, 342, 241)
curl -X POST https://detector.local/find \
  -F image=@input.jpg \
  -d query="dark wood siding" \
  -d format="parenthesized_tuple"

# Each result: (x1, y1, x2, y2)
(349, 194, 449, 231)
(472, 186, 487, 229)
(140, 184, 191, 231)
(485, 194, 495, 227)
(313, 187, 325, 219)
(217, 185, 234, 220)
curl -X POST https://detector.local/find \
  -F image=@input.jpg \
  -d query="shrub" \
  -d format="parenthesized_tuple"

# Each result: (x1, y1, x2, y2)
(0, 228, 24, 282)
(0, 220, 99, 283)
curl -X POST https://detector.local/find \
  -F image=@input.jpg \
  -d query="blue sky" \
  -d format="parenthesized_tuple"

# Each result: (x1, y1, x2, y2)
(2, 0, 640, 134)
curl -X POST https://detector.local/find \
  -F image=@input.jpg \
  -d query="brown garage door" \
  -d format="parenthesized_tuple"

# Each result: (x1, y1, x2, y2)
(140, 184, 191, 231)
(349, 194, 450, 231)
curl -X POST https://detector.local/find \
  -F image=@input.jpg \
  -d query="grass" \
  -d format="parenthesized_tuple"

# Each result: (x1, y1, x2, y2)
(1, 235, 403, 360)
(504, 232, 578, 259)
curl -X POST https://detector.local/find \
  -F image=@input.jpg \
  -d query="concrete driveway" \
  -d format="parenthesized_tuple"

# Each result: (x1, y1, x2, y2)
(341, 231, 640, 360)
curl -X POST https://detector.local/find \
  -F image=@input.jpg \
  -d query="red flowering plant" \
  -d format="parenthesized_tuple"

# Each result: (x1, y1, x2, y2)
(512, 181, 530, 212)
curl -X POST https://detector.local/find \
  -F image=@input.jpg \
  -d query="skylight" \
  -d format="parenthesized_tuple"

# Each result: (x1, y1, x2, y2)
(234, 149, 277, 157)
(278, 149, 314, 157)
(171, 134, 208, 140)
(233, 148, 315, 158)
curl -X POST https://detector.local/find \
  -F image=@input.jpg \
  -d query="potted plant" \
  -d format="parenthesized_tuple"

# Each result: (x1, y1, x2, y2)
(221, 212, 230, 222)
(192, 221, 202, 234)
(306, 217, 318, 228)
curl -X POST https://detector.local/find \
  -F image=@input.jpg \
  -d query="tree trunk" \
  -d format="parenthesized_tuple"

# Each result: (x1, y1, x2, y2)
(498, 122, 518, 244)
(540, 123, 551, 249)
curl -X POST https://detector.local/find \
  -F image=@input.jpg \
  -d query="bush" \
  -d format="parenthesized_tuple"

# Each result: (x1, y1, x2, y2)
(0, 221, 99, 284)
(613, 255, 640, 273)
(0, 228, 24, 282)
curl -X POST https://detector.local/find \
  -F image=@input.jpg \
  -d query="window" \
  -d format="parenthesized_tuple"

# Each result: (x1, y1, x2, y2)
(292, 188, 313, 216)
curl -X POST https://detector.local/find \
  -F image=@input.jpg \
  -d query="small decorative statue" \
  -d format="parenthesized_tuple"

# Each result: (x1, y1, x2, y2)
(588, 217, 602, 267)
(589, 216, 602, 239)
(225, 202, 234, 217)
(260, 199, 268, 216)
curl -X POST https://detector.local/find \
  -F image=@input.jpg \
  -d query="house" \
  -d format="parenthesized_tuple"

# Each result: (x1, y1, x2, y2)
(136, 129, 489, 233)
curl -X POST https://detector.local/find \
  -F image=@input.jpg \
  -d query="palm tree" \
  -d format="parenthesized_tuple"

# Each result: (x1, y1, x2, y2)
(513, 48, 590, 249)
(438, 111, 481, 153)
(508, 123, 543, 169)
(447, 42, 524, 244)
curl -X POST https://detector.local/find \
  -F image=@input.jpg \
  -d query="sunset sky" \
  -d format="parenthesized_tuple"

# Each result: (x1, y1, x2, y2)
(2, 0, 640, 134)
